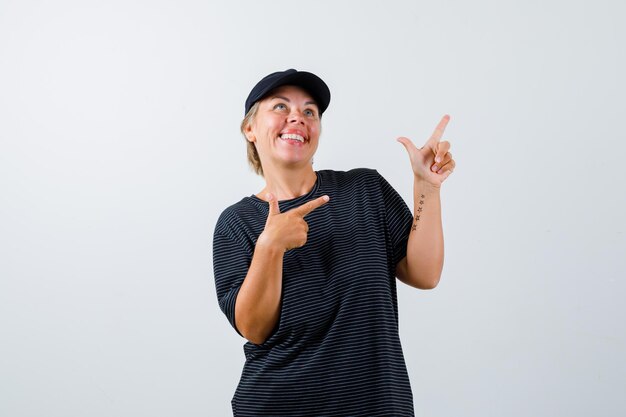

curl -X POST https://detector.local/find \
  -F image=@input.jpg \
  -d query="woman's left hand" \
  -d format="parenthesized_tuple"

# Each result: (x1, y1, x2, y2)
(397, 114, 456, 188)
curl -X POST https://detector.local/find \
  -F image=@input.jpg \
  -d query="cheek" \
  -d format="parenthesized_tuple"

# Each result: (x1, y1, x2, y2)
(262, 119, 283, 138)
(252, 122, 276, 143)
(310, 125, 321, 140)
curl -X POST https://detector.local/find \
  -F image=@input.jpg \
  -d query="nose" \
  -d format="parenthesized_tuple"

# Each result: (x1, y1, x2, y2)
(288, 109, 305, 124)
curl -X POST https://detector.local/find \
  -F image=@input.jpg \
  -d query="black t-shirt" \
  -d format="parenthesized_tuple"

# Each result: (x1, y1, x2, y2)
(213, 168, 415, 416)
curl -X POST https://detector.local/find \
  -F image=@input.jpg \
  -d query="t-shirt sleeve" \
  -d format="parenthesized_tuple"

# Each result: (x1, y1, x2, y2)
(213, 229, 252, 338)
(376, 171, 413, 267)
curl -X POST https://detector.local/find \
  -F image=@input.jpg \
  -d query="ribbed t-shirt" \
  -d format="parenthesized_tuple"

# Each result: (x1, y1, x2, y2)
(213, 168, 415, 416)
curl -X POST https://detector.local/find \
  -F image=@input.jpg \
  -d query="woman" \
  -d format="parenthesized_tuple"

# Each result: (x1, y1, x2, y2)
(213, 69, 455, 416)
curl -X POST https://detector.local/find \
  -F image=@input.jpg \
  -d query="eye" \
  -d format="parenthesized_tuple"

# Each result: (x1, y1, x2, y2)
(273, 103, 287, 111)
(304, 109, 317, 117)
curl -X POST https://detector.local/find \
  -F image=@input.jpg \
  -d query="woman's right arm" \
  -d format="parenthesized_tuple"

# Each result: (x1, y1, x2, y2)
(235, 239, 284, 345)
(234, 193, 330, 345)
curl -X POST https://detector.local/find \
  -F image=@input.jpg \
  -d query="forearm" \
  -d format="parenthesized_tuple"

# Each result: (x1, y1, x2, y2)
(235, 240, 284, 345)
(405, 177, 444, 288)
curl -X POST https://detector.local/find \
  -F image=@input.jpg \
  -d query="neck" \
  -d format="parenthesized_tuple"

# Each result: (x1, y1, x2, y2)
(257, 165, 317, 201)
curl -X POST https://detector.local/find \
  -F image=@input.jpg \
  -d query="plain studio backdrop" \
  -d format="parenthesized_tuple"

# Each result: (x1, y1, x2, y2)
(1, 0, 624, 416)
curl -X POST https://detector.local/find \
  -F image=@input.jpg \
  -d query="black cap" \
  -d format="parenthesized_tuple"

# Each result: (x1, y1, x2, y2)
(244, 69, 331, 116)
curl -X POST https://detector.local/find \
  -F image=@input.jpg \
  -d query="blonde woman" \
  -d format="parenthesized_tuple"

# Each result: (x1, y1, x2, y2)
(213, 69, 455, 416)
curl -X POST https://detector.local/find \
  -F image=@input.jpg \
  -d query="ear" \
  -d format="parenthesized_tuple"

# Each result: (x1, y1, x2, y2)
(244, 123, 256, 143)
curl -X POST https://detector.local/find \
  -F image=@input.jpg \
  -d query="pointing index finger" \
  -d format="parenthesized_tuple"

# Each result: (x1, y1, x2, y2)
(429, 114, 450, 143)
(292, 195, 330, 217)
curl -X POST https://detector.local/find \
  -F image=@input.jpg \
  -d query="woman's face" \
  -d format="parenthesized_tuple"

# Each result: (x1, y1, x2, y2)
(245, 85, 321, 173)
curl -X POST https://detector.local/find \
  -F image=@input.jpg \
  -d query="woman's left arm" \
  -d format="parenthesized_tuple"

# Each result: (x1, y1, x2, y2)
(395, 115, 456, 289)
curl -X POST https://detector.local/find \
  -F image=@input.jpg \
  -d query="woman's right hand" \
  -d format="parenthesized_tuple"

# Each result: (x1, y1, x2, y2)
(257, 193, 330, 252)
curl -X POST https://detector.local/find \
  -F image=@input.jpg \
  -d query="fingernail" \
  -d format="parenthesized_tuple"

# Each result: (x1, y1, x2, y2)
(432, 165, 439, 171)
(323, 195, 329, 201)
(435, 157, 442, 163)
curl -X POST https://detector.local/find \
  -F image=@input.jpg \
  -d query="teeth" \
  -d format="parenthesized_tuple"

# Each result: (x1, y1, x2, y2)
(280, 133, 305, 142)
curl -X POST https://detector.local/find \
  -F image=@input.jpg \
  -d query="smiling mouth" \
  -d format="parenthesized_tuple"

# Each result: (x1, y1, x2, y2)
(279, 133, 305, 143)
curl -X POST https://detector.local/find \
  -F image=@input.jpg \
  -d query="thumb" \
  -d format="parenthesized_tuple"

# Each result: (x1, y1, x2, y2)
(396, 136, 420, 154)
(266, 193, 280, 217)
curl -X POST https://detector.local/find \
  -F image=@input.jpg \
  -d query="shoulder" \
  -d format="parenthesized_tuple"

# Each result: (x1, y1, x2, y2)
(214, 197, 264, 239)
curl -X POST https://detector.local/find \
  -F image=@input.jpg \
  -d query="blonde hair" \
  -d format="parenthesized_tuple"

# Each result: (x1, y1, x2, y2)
(240, 101, 264, 176)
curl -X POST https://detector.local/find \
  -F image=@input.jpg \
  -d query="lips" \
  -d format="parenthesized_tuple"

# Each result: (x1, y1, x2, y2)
(280, 133, 305, 142)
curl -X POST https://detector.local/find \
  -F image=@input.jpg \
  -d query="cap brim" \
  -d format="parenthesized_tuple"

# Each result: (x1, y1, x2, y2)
(245, 70, 330, 115)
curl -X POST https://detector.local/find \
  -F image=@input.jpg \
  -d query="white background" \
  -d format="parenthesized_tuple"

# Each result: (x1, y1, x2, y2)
(1, 0, 624, 416)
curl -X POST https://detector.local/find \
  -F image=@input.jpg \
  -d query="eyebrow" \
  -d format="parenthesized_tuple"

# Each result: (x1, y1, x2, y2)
(270, 95, 318, 107)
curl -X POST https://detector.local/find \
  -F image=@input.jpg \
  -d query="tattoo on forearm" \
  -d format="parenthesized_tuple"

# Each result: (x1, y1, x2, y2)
(411, 194, 425, 231)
